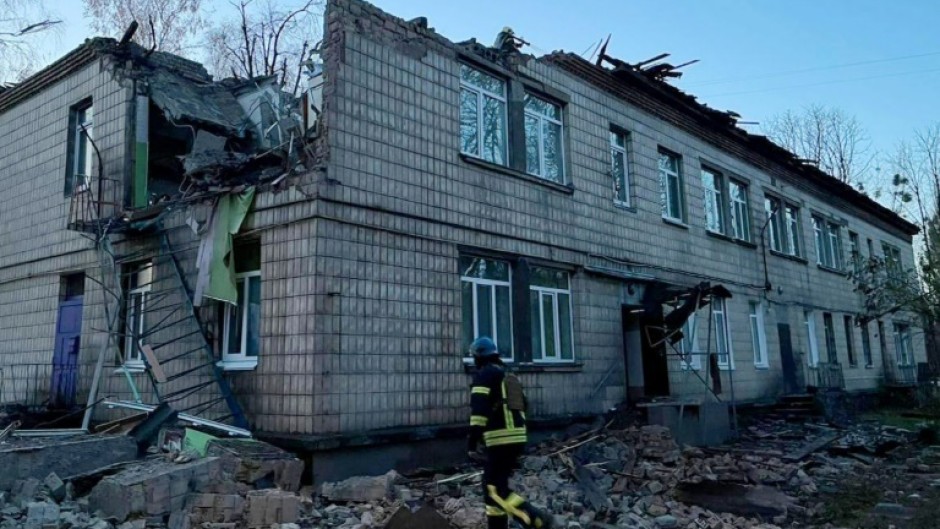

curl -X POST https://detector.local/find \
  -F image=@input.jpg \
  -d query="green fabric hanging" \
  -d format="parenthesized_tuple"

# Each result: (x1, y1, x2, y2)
(203, 187, 256, 305)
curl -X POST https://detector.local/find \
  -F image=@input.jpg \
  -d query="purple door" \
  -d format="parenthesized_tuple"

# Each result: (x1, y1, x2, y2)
(51, 296, 83, 409)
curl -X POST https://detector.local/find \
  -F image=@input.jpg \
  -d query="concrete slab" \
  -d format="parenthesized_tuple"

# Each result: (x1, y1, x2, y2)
(0, 435, 137, 492)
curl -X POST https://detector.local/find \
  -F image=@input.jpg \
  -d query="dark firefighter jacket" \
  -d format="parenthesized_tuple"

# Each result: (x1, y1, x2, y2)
(468, 364, 527, 450)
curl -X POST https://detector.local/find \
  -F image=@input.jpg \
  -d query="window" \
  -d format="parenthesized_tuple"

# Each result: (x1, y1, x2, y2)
(713, 298, 733, 369)
(813, 216, 843, 269)
(804, 310, 820, 367)
(867, 238, 875, 260)
(222, 243, 261, 369)
(728, 180, 751, 242)
(459, 65, 507, 165)
(822, 313, 838, 363)
(659, 150, 685, 222)
(882, 243, 903, 278)
(530, 267, 574, 362)
(461, 256, 513, 360)
(877, 320, 888, 367)
(848, 231, 861, 273)
(701, 168, 725, 234)
(610, 130, 630, 206)
(124, 261, 153, 370)
(66, 101, 94, 195)
(524, 94, 565, 182)
(893, 323, 914, 366)
(765, 196, 803, 257)
(860, 321, 874, 367)
(679, 313, 701, 370)
(844, 316, 857, 366)
(749, 301, 768, 368)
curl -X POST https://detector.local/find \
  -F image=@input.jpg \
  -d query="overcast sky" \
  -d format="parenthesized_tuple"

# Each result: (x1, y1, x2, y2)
(41, 0, 940, 160)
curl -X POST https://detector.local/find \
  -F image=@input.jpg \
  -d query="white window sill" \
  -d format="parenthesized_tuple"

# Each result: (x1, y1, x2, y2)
(717, 365, 735, 371)
(662, 216, 689, 229)
(754, 363, 770, 370)
(217, 359, 259, 371)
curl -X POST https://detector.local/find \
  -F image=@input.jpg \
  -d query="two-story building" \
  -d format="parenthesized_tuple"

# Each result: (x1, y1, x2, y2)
(0, 0, 925, 477)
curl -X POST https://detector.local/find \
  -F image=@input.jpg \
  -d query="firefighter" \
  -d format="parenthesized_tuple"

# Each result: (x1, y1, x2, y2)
(467, 336, 554, 529)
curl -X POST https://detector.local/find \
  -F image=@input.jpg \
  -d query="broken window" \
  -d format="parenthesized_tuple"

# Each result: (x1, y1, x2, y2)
(65, 100, 94, 196)
(530, 267, 574, 363)
(146, 102, 195, 204)
(749, 301, 768, 368)
(701, 167, 725, 234)
(765, 196, 803, 257)
(893, 322, 913, 366)
(659, 149, 684, 222)
(123, 261, 153, 370)
(822, 312, 837, 363)
(861, 321, 874, 367)
(222, 242, 261, 369)
(460, 256, 513, 361)
(524, 94, 565, 183)
(804, 310, 820, 367)
(728, 179, 750, 242)
(610, 130, 630, 206)
(713, 298, 733, 369)
(813, 216, 843, 269)
(459, 65, 508, 165)
(844, 315, 857, 366)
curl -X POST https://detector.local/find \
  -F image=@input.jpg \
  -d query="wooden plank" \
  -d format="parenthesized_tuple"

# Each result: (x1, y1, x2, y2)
(141, 344, 167, 383)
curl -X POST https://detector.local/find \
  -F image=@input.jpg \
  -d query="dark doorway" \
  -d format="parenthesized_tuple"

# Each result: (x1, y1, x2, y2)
(621, 306, 645, 402)
(777, 323, 800, 394)
(51, 274, 84, 409)
(640, 306, 670, 398)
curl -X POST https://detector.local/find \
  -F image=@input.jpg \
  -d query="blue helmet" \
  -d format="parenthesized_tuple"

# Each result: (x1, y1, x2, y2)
(469, 336, 499, 359)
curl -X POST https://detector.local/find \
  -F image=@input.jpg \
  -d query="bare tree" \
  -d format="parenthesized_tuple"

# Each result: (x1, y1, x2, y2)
(764, 104, 874, 188)
(0, 0, 61, 82)
(83, 0, 205, 55)
(204, 0, 323, 94)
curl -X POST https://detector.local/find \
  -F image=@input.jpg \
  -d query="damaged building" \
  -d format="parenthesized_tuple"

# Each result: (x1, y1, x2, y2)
(0, 0, 927, 480)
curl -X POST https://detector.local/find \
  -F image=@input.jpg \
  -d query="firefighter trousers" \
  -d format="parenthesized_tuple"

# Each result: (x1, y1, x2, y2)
(482, 444, 552, 529)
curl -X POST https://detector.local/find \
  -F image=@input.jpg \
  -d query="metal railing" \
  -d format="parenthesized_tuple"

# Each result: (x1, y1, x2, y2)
(0, 363, 81, 410)
(808, 362, 845, 390)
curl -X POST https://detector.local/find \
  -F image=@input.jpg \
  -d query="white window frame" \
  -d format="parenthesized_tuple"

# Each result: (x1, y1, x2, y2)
(524, 94, 565, 182)
(765, 197, 783, 252)
(822, 312, 838, 364)
(221, 270, 261, 370)
(123, 262, 152, 371)
(679, 312, 701, 370)
(883, 243, 903, 278)
(713, 298, 734, 370)
(72, 103, 94, 192)
(729, 179, 751, 242)
(749, 301, 769, 369)
(659, 150, 685, 223)
(784, 204, 802, 257)
(530, 276, 574, 364)
(804, 310, 820, 367)
(844, 315, 857, 366)
(849, 231, 861, 273)
(814, 216, 843, 269)
(459, 65, 508, 165)
(828, 221, 843, 269)
(893, 322, 914, 366)
(701, 167, 725, 234)
(610, 130, 630, 207)
(461, 265, 514, 362)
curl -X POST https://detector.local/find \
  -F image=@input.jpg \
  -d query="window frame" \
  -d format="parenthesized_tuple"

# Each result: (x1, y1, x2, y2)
(765, 196, 803, 258)
(459, 64, 508, 166)
(843, 315, 857, 367)
(822, 312, 838, 364)
(679, 312, 701, 371)
(529, 268, 575, 364)
(728, 179, 751, 242)
(848, 231, 861, 274)
(659, 149, 685, 223)
(893, 322, 914, 366)
(524, 93, 566, 183)
(610, 129, 631, 207)
(749, 301, 769, 369)
(804, 310, 820, 367)
(860, 320, 874, 368)
(813, 216, 844, 269)
(123, 261, 153, 371)
(66, 100, 94, 196)
(460, 257, 514, 362)
(713, 298, 734, 370)
(221, 269, 262, 370)
(882, 242, 903, 278)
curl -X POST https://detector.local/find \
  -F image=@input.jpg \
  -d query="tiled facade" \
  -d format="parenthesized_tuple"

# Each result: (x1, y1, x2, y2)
(0, 0, 926, 441)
